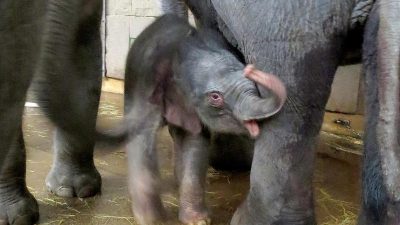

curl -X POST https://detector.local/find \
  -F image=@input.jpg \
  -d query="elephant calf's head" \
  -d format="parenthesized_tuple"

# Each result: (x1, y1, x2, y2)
(174, 30, 286, 137)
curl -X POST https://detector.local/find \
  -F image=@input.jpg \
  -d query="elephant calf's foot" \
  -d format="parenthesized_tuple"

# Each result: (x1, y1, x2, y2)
(131, 192, 166, 225)
(179, 207, 210, 225)
(46, 164, 101, 198)
(0, 192, 39, 225)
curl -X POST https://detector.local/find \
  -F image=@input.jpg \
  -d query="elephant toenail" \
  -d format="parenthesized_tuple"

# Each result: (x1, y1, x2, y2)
(56, 186, 74, 197)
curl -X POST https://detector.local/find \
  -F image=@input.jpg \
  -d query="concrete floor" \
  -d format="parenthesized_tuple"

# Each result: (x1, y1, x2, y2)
(23, 92, 362, 225)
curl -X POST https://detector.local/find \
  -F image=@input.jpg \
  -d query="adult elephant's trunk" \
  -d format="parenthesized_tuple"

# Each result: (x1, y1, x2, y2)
(231, 65, 287, 137)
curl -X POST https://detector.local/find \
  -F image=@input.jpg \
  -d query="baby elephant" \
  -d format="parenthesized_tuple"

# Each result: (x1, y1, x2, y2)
(109, 14, 286, 225)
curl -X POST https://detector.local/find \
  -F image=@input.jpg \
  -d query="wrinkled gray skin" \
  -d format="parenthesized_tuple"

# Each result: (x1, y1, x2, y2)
(159, 0, 400, 224)
(361, 1, 400, 225)
(112, 15, 285, 225)
(0, 0, 103, 224)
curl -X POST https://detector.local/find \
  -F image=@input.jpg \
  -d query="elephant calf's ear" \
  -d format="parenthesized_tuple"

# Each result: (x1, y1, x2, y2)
(149, 58, 202, 135)
(164, 88, 202, 135)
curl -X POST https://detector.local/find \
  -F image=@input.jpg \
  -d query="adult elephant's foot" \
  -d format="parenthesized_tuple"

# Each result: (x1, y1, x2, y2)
(230, 201, 252, 225)
(385, 203, 400, 225)
(47, 128, 101, 198)
(179, 205, 210, 225)
(359, 202, 400, 225)
(357, 209, 378, 225)
(231, 199, 316, 225)
(0, 191, 39, 225)
(46, 162, 101, 198)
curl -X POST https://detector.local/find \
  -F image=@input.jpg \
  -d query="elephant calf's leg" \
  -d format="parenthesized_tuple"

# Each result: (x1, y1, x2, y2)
(125, 106, 166, 225)
(169, 126, 210, 225)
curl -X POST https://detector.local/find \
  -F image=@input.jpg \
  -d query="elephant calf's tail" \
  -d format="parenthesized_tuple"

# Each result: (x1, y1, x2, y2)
(95, 127, 130, 148)
(95, 109, 141, 149)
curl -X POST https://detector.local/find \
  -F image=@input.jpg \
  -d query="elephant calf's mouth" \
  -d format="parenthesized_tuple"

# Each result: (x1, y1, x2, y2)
(244, 120, 260, 138)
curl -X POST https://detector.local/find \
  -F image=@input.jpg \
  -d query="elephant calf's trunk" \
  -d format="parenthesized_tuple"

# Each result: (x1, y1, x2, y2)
(234, 65, 287, 137)
(244, 65, 287, 111)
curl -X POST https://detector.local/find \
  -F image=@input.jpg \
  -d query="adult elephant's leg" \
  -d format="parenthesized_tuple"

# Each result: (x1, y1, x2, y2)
(360, 1, 400, 224)
(0, 1, 43, 223)
(0, 84, 38, 224)
(46, 128, 101, 198)
(375, 1, 400, 223)
(39, 0, 103, 198)
(230, 44, 339, 225)
(358, 4, 386, 224)
(0, 130, 39, 225)
(232, 107, 325, 224)
(209, 2, 354, 224)
(157, 0, 188, 18)
(169, 126, 210, 225)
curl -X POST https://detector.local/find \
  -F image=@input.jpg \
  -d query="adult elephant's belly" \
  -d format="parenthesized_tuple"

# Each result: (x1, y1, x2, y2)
(211, 0, 357, 71)
(209, 0, 365, 129)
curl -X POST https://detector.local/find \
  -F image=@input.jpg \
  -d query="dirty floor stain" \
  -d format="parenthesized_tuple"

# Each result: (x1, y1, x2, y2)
(23, 92, 361, 225)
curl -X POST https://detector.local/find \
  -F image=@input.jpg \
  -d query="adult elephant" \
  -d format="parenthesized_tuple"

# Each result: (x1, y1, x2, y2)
(0, 0, 103, 224)
(158, 0, 400, 224)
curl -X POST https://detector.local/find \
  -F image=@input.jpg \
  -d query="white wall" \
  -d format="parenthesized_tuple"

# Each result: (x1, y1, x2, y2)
(104, 0, 160, 79)
(326, 64, 364, 114)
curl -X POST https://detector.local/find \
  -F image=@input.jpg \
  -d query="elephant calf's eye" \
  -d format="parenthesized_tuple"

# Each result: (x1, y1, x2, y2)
(207, 92, 224, 108)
